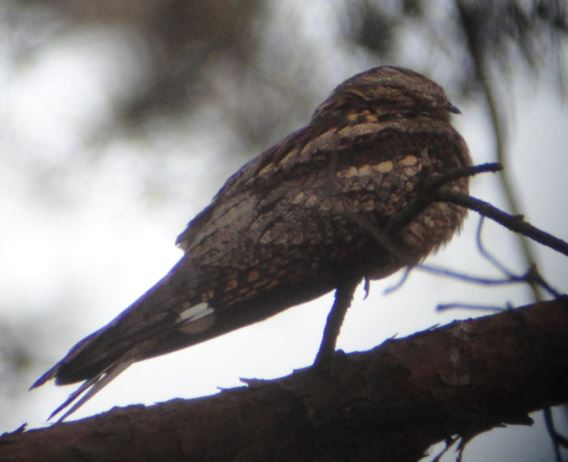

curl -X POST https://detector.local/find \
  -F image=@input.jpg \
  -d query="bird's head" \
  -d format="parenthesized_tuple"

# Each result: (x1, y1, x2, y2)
(312, 65, 460, 123)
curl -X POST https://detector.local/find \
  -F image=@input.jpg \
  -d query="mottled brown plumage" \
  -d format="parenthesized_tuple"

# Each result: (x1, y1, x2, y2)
(32, 66, 471, 420)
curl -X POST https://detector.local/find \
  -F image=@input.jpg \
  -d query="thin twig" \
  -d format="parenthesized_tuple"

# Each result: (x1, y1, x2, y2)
(417, 264, 523, 285)
(383, 267, 413, 294)
(380, 179, 564, 301)
(475, 216, 516, 277)
(348, 163, 502, 270)
(348, 163, 565, 303)
(474, 217, 561, 298)
(436, 303, 505, 313)
(375, 165, 565, 297)
(521, 265, 562, 298)
(386, 262, 560, 300)
(424, 162, 502, 189)
(434, 191, 568, 258)
(386, 163, 501, 234)
(543, 407, 568, 455)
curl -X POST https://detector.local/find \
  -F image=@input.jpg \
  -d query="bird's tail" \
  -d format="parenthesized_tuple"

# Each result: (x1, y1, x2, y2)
(40, 357, 134, 422)
(29, 266, 185, 421)
(29, 325, 137, 421)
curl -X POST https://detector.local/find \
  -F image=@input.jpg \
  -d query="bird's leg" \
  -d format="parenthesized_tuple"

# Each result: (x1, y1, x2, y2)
(314, 277, 360, 367)
(317, 152, 363, 368)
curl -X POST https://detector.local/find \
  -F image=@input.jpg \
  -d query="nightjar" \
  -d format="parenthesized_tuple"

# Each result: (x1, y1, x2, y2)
(32, 66, 471, 420)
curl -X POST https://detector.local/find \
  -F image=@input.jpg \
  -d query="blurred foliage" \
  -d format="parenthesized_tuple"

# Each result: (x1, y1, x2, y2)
(0, 314, 48, 423)
(4, 0, 564, 157)
(455, 0, 567, 86)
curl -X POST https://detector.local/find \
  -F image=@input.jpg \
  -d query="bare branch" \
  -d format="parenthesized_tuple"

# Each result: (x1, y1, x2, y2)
(424, 162, 502, 188)
(2, 299, 566, 462)
(435, 190, 568, 258)
(436, 303, 505, 313)
(475, 216, 515, 276)
(385, 163, 502, 235)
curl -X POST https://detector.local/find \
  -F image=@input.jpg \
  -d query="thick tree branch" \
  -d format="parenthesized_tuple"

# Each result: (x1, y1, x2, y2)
(2, 299, 567, 462)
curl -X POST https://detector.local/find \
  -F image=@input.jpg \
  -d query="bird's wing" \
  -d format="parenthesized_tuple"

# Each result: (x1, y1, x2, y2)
(174, 116, 403, 252)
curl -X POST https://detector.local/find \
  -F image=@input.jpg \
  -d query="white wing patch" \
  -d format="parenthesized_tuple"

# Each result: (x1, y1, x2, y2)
(179, 302, 213, 322)
(178, 302, 216, 335)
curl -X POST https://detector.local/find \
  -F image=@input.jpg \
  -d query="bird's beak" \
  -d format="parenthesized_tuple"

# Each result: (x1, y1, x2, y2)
(447, 102, 461, 114)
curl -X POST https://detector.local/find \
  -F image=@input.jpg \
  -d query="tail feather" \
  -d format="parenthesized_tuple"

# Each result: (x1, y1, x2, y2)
(29, 330, 103, 390)
(30, 285, 201, 420)
(48, 356, 135, 422)
(29, 323, 139, 421)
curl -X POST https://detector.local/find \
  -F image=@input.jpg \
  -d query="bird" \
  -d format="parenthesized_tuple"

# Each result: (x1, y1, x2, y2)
(31, 65, 472, 421)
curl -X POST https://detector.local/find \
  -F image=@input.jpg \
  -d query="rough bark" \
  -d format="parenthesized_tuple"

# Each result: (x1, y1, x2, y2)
(1, 299, 567, 462)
